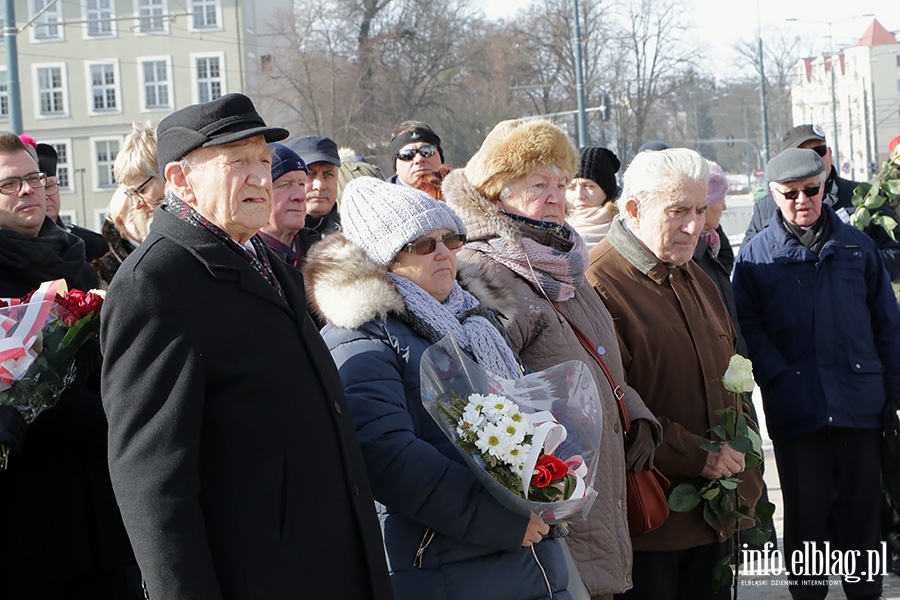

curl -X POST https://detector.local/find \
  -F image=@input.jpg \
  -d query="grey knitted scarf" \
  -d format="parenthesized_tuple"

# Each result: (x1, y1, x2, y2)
(388, 274, 522, 379)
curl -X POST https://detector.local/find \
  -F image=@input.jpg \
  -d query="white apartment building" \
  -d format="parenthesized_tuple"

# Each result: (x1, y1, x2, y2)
(0, 0, 292, 230)
(791, 19, 900, 182)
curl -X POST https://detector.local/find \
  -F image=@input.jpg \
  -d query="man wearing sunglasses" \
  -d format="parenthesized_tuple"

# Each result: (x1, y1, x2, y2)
(388, 121, 446, 188)
(734, 147, 900, 600)
(744, 124, 900, 280)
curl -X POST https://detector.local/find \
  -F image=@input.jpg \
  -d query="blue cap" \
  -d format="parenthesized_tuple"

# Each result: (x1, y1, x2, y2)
(269, 142, 307, 181)
(286, 135, 341, 167)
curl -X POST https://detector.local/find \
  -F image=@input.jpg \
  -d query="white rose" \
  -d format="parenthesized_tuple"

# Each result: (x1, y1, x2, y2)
(722, 354, 755, 394)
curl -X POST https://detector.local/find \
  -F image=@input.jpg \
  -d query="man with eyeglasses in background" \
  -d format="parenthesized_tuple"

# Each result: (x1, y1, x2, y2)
(35, 142, 110, 261)
(388, 120, 446, 189)
(734, 147, 900, 600)
(743, 124, 900, 280)
(286, 135, 342, 237)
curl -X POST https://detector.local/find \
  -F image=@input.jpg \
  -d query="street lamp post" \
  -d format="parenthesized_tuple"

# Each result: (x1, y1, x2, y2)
(2, 0, 23, 133)
(572, 0, 588, 147)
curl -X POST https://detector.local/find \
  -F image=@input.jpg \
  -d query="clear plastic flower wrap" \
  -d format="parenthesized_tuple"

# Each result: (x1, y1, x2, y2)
(420, 333, 603, 524)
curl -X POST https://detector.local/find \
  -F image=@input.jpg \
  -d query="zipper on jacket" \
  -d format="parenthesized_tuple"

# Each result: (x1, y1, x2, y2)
(414, 527, 436, 568)
(531, 545, 553, 598)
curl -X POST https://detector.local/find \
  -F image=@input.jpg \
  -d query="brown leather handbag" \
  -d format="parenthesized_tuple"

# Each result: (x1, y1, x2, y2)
(553, 304, 670, 535)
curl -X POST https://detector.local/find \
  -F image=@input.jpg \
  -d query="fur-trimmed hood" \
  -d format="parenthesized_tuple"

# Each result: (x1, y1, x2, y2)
(442, 168, 521, 244)
(302, 232, 405, 330)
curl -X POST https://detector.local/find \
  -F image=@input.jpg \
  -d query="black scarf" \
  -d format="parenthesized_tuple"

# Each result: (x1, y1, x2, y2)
(782, 211, 832, 256)
(0, 218, 95, 297)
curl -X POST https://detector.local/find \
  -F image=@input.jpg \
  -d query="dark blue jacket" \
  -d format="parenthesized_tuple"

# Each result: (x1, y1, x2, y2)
(733, 205, 900, 441)
(322, 316, 571, 600)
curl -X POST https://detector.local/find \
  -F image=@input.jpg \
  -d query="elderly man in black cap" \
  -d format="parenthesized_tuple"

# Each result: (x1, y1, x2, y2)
(100, 93, 393, 600)
(734, 148, 900, 600)
(286, 135, 342, 236)
(743, 124, 900, 280)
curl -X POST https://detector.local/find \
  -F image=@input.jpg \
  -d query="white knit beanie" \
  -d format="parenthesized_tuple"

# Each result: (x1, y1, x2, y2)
(341, 177, 466, 266)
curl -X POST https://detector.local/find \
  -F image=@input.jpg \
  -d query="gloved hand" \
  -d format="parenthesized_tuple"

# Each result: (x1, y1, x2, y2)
(0, 405, 27, 454)
(624, 419, 656, 473)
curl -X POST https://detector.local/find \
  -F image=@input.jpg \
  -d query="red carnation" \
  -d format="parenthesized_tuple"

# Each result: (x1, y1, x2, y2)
(536, 454, 568, 480)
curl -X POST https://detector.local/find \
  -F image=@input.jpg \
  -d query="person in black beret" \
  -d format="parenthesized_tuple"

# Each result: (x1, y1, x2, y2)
(100, 93, 393, 600)
(734, 147, 900, 600)
(388, 120, 446, 189)
(35, 142, 110, 261)
(565, 146, 621, 248)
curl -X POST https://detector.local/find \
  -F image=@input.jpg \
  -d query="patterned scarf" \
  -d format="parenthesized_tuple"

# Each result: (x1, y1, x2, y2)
(388, 274, 522, 379)
(699, 228, 721, 259)
(166, 197, 284, 298)
(468, 213, 590, 302)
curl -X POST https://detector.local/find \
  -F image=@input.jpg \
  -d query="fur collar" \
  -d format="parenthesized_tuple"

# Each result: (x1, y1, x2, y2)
(442, 169, 521, 244)
(302, 233, 405, 330)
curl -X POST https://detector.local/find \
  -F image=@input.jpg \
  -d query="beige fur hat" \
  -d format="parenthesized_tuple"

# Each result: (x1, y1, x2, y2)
(463, 119, 578, 202)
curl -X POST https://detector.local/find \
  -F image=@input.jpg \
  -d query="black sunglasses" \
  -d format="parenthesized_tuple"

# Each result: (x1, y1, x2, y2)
(395, 144, 438, 162)
(776, 185, 820, 200)
(810, 145, 827, 157)
(401, 233, 466, 255)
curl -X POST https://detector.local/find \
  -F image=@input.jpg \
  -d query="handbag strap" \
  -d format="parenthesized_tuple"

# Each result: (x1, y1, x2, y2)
(552, 303, 632, 435)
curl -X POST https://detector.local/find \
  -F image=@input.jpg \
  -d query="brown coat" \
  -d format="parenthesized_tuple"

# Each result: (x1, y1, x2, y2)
(444, 169, 660, 595)
(587, 217, 763, 552)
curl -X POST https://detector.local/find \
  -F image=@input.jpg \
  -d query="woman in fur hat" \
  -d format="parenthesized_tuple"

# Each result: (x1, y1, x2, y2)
(304, 176, 573, 600)
(441, 119, 661, 600)
(565, 147, 621, 249)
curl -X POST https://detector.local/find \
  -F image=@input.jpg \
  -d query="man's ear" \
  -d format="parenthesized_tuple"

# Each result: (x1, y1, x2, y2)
(164, 162, 193, 205)
(624, 197, 640, 222)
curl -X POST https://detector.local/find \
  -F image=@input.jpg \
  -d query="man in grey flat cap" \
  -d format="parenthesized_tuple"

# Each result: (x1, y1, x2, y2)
(733, 147, 900, 600)
(101, 93, 392, 600)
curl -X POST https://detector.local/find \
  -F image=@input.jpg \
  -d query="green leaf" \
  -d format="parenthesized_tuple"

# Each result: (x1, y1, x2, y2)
(720, 478, 739, 490)
(852, 182, 872, 207)
(863, 186, 886, 209)
(721, 409, 736, 438)
(701, 485, 720, 500)
(712, 555, 733, 590)
(851, 207, 872, 230)
(702, 502, 720, 531)
(727, 435, 753, 453)
(746, 427, 763, 454)
(710, 424, 727, 441)
(755, 500, 776, 524)
(871, 214, 898, 241)
(882, 179, 900, 197)
(668, 483, 702, 512)
(744, 525, 773, 545)
(745, 452, 763, 470)
(701, 440, 723, 454)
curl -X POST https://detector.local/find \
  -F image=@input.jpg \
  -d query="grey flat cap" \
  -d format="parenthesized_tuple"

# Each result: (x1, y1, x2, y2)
(765, 148, 825, 183)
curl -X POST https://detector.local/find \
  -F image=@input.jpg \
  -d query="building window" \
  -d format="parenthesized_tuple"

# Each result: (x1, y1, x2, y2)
(193, 54, 224, 103)
(0, 70, 7, 120)
(88, 62, 119, 112)
(139, 58, 171, 110)
(49, 141, 71, 189)
(138, 0, 166, 33)
(93, 138, 120, 188)
(190, 0, 219, 29)
(86, 0, 114, 37)
(36, 65, 67, 115)
(33, 0, 62, 40)
(896, 54, 900, 67)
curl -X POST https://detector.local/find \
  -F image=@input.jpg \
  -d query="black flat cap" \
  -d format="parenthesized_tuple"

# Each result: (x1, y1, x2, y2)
(157, 93, 289, 172)
(765, 148, 825, 183)
(286, 135, 341, 167)
(36, 143, 58, 177)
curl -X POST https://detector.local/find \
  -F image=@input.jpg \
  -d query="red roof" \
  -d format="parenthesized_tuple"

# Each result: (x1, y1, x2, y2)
(855, 19, 897, 47)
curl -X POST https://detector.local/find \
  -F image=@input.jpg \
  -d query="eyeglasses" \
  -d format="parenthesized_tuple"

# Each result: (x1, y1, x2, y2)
(0, 172, 47, 195)
(395, 144, 438, 162)
(44, 181, 59, 194)
(810, 145, 827, 157)
(401, 233, 466, 255)
(124, 175, 156, 201)
(775, 185, 821, 200)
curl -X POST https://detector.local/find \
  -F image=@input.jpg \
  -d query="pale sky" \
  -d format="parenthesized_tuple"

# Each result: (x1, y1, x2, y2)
(474, 0, 897, 77)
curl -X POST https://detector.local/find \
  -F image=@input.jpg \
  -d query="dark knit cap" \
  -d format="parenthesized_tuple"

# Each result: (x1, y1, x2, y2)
(575, 147, 620, 200)
(269, 142, 307, 181)
(156, 93, 288, 171)
(36, 143, 58, 177)
(782, 124, 827, 150)
(637, 140, 669, 153)
(765, 148, 825, 183)
(286, 135, 341, 167)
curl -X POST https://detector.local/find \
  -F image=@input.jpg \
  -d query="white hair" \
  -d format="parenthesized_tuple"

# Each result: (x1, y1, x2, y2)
(618, 148, 710, 217)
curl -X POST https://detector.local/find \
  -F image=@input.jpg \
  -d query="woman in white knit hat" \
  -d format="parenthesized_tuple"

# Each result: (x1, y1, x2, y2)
(303, 176, 572, 600)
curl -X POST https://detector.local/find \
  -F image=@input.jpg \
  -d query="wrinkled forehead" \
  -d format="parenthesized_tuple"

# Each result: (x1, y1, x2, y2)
(773, 173, 822, 190)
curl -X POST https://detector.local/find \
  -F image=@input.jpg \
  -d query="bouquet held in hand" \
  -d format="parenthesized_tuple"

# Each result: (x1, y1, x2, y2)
(420, 334, 603, 523)
(0, 279, 105, 468)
